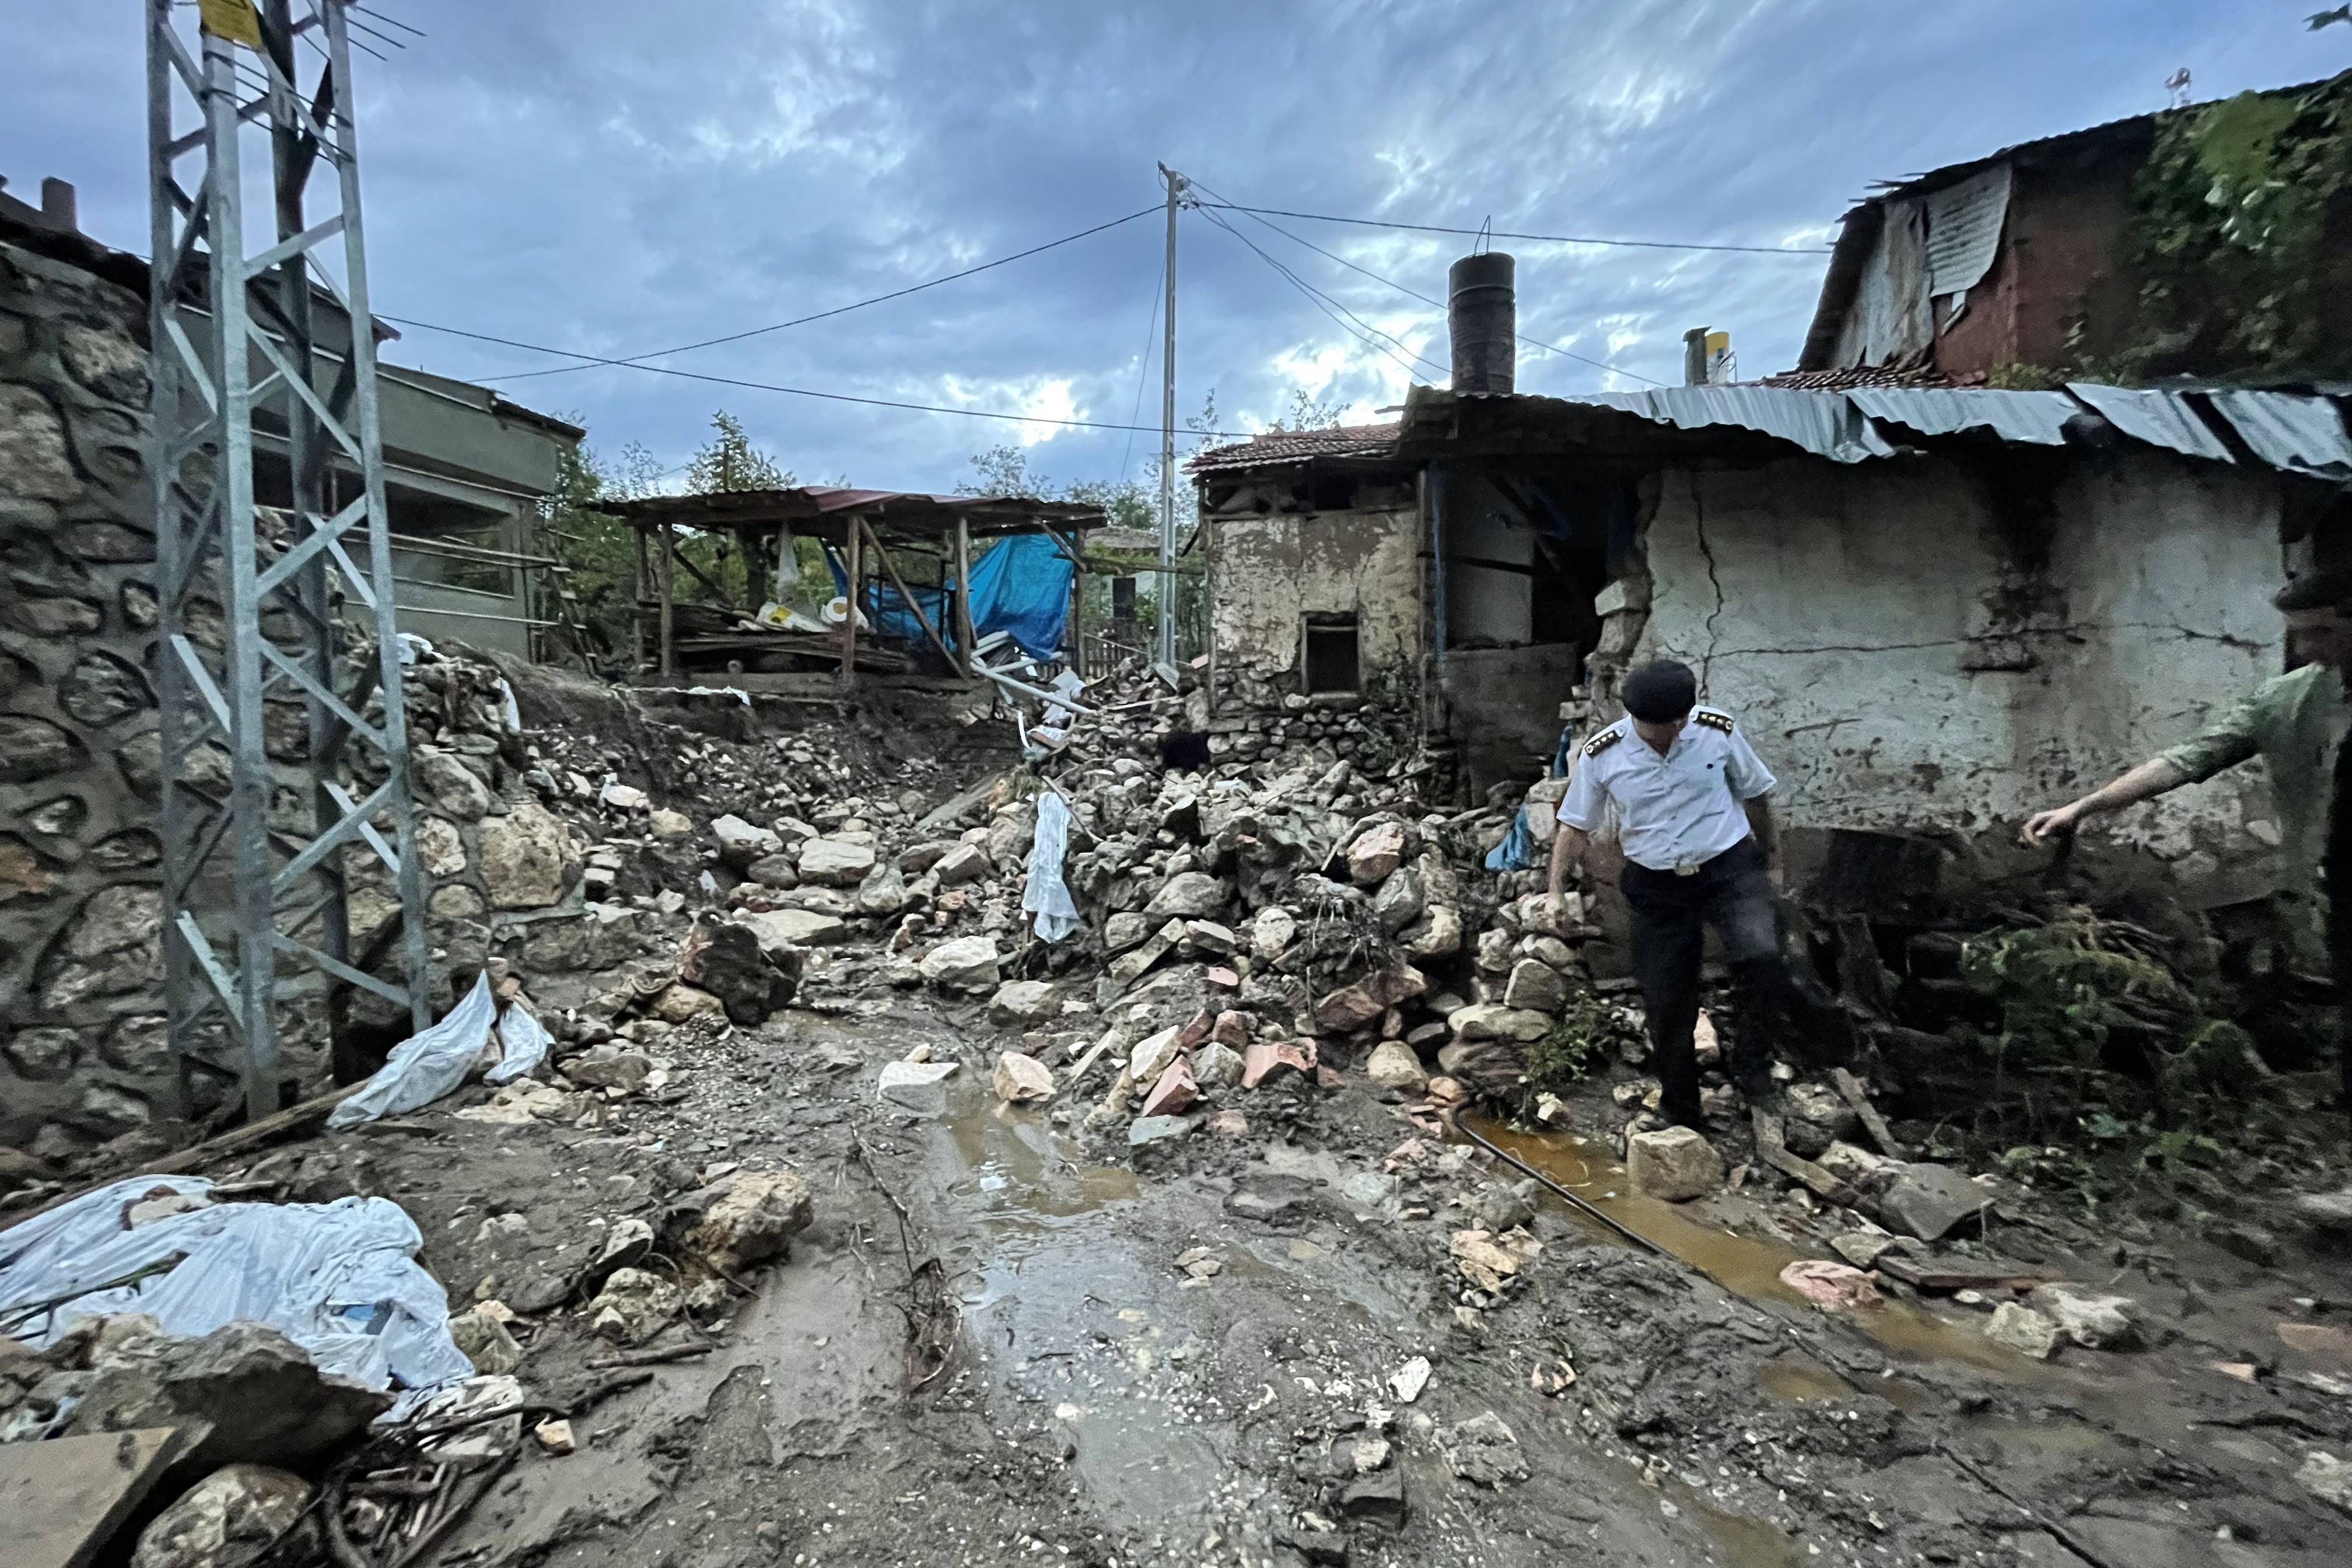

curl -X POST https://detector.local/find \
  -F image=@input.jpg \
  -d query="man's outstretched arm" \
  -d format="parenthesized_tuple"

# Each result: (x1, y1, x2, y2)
(2020, 757, 2190, 845)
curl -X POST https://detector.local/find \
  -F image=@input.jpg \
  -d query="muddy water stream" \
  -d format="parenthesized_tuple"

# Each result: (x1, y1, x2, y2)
(1472, 1120, 2045, 1380)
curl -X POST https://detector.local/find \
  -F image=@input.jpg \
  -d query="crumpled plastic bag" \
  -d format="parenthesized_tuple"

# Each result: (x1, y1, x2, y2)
(484, 999, 552, 1086)
(327, 973, 497, 1129)
(1023, 790, 1082, 943)
(0, 1177, 473, 1419)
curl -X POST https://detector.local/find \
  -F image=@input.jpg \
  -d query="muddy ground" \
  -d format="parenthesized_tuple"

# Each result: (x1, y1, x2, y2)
(300, 969, 2352, 1568)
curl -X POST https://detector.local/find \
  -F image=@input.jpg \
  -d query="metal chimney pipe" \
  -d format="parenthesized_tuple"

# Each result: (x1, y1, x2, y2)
(1447, 252, 1515, 394)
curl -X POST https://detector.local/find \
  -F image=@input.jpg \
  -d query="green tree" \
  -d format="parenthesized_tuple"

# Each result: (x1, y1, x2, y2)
(685, 410, 793, 493)
(536, 435, 662, 664)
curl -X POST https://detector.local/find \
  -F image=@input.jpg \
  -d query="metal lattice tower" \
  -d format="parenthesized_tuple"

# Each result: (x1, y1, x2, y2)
(147, 0, 428, 1120)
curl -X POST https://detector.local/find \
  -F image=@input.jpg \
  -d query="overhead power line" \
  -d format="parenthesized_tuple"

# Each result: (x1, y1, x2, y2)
(463, 205, 1161, 383)
(376, 312, 1254, 438)
(1193, 202, 1449, 384)
(1194, 201, 1832, 256)
(1185, 176, 1668, 388)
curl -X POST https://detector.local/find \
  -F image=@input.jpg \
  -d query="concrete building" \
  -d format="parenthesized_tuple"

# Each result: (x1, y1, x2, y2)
(1, 180, 582, 658)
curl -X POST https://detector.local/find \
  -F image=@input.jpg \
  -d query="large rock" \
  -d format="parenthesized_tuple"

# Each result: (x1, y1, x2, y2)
(1249, 906, 1297, 961)
(1364, 1040, 1429, 1091)
(1141, 1056, 1198, 1117)
(1626, 1126, 1725, 1202)
(993, 1051, 1058, 1105)
(683, 1170, 814, 1274)
(566, 1046, 653, 1093)
(521, 905, 646, 971)
(988, 981, 1062, 1028)
(856, 862, 908, 915)
(798, 836, 877, 886)
(878, 1059, 959, 1115)
(587, 1267, 682, 1343)
(680, 919, 798, 1024)
(1372, 867, 1424, 934)
(1877, 1164, 1992, 1242)
(932, 843, 991, 886)
(710, 814, 782, 866)
(1474, 928, 1516, 974)
(919, 936, 1000, 993)
(1402, 904, 1462, 960)
(479, 800, 570, 908)
(414, 748, 491, 821)
(1143, 872, 1229, 921)
(130, 1463, 310, 1568)
(2026, 1283, 2143, 1350)
(1314, 966, 1428, 1031)
(1502, 958, 1567, 1013)
(2297, 1450, 2352, 1516)
(1448, 1003, 1551, 1042)
(1437, 1410, 1528, 1486)
(650, 983, 727, 1024)
(744, 907, 849, 950)
(1983, 1302, 2061, 1359)
(162, 1322, 394, 1466)
(1347, 821, 1409, 887)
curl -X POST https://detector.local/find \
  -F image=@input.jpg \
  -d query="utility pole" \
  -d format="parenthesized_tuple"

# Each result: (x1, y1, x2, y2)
(148, 0, 429, 1120)
(1156, 163, 1187, 671)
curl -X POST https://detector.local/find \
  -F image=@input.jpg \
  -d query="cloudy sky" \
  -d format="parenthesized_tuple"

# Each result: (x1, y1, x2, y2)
(8, 2, 2347, 495)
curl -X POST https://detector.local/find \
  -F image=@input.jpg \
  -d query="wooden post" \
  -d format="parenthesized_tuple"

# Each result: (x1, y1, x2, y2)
(838, 520, 862, 691)
(952, 514, 977, 676)
(632, 521, 650, 672)
(1068, 548, 1084, 677)
(858, 516, 959, 671)
(657, 522, 676, 680)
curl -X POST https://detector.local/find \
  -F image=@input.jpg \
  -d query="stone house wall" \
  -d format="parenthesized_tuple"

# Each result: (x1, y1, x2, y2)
(0, 236, 592, 1164)
(1, 238, 174, 1156)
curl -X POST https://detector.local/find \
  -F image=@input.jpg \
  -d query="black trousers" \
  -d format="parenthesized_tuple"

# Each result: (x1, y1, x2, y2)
(1620, 837, 1790, 1127)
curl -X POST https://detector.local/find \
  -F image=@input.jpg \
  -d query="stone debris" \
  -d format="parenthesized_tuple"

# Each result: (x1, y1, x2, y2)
(878, 1059, 960, 1115)
(1778, 1258, 1882, 1311)
(587, 1266, 685, 1344)
(681, 1169, 814, 1275)
(2026, 1283, 2143, 1350)
(1984, 1301, 2063, 1359)
(2298, 1450, 2352, 1516)
(993, 1051, 1059, 1105)
(534, 1418, 578, 1455)
(1438, 1410, 1528, 1486)
(129, 1462, 310, 1568)
(1626, 1126, 1726, 1202)
(1387, 1356, 1432, 1404)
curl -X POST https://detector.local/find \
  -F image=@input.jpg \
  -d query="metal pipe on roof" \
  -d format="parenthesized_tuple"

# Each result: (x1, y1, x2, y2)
(1448, 252, 1516, 396)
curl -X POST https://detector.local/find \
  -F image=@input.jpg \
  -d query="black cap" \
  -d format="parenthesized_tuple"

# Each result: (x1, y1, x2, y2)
(1621, 659, 1698, 723)
(2274, 568, 2352, 612)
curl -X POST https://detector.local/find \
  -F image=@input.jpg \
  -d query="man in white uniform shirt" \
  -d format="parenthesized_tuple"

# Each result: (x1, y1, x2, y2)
(1548, 659, 1790, 1130)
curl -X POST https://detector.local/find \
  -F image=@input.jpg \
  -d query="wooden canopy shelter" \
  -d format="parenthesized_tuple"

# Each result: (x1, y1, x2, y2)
(597, 487, 1107, 685)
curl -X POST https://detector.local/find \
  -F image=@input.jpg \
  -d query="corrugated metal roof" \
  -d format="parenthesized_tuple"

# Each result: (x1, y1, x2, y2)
(1849, 387, 2078, 445)
(2205, 391, 2352, 478)
(1565, 386, 1899, 463)
(2064, 384, 2236, 463)
(1188, 422, 1401, 474)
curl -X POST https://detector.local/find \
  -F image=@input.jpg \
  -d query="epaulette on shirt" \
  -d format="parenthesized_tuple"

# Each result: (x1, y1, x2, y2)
(1692, 708, 1735, 734)
(1581, 727, 1624, 758)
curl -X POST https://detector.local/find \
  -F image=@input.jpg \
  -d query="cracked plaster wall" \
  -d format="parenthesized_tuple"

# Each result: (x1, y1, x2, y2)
(1208, 506, 1420, 684)
(1635, 452, 2287, 901)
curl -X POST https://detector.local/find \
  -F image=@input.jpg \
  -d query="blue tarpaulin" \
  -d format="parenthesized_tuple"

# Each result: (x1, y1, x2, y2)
(965, 534, 1074, 659)
(826, 534, 1074, 661)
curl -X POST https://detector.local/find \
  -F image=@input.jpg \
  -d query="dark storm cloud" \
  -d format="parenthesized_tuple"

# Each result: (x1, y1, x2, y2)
(6, 1, 2343, 489)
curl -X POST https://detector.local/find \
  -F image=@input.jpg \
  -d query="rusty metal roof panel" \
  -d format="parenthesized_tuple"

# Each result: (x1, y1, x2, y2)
(2204, 391, 2352, 478)
(1848, 387, 2078, 445)
(1564, 387, 1899, 463)
(2063, 383, 2235, 463)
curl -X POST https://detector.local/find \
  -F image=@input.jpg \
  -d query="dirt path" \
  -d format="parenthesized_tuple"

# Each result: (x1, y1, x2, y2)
(324, 992, 2352, 1568)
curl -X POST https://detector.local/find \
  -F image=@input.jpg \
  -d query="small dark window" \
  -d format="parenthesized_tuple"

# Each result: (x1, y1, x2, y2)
(1110, 576, 1137, 622)
(1311, 474, 1356, 512)
(1304, 614, 1360, 694)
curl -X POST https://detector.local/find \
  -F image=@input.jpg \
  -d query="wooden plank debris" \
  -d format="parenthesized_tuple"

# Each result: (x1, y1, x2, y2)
(5, 1426, 187, 1568)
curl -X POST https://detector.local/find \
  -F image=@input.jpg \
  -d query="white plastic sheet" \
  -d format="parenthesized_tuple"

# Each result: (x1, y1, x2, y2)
(1023, 790, 1082, 943)
(327, 973, 497, 1129)
(484, 1000, 552, 1086)
(0, 1177, 474, 1419)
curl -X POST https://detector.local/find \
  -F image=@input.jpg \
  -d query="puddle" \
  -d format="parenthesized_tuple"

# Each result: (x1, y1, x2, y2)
(1658, 1476, 1801, 1568)
(1754, 1352, 1933, 1411)
(944, 1099, 1140, 1234)
(1965, 1413, 2116, 1458)
(1471, 1119, 2045, 1378)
